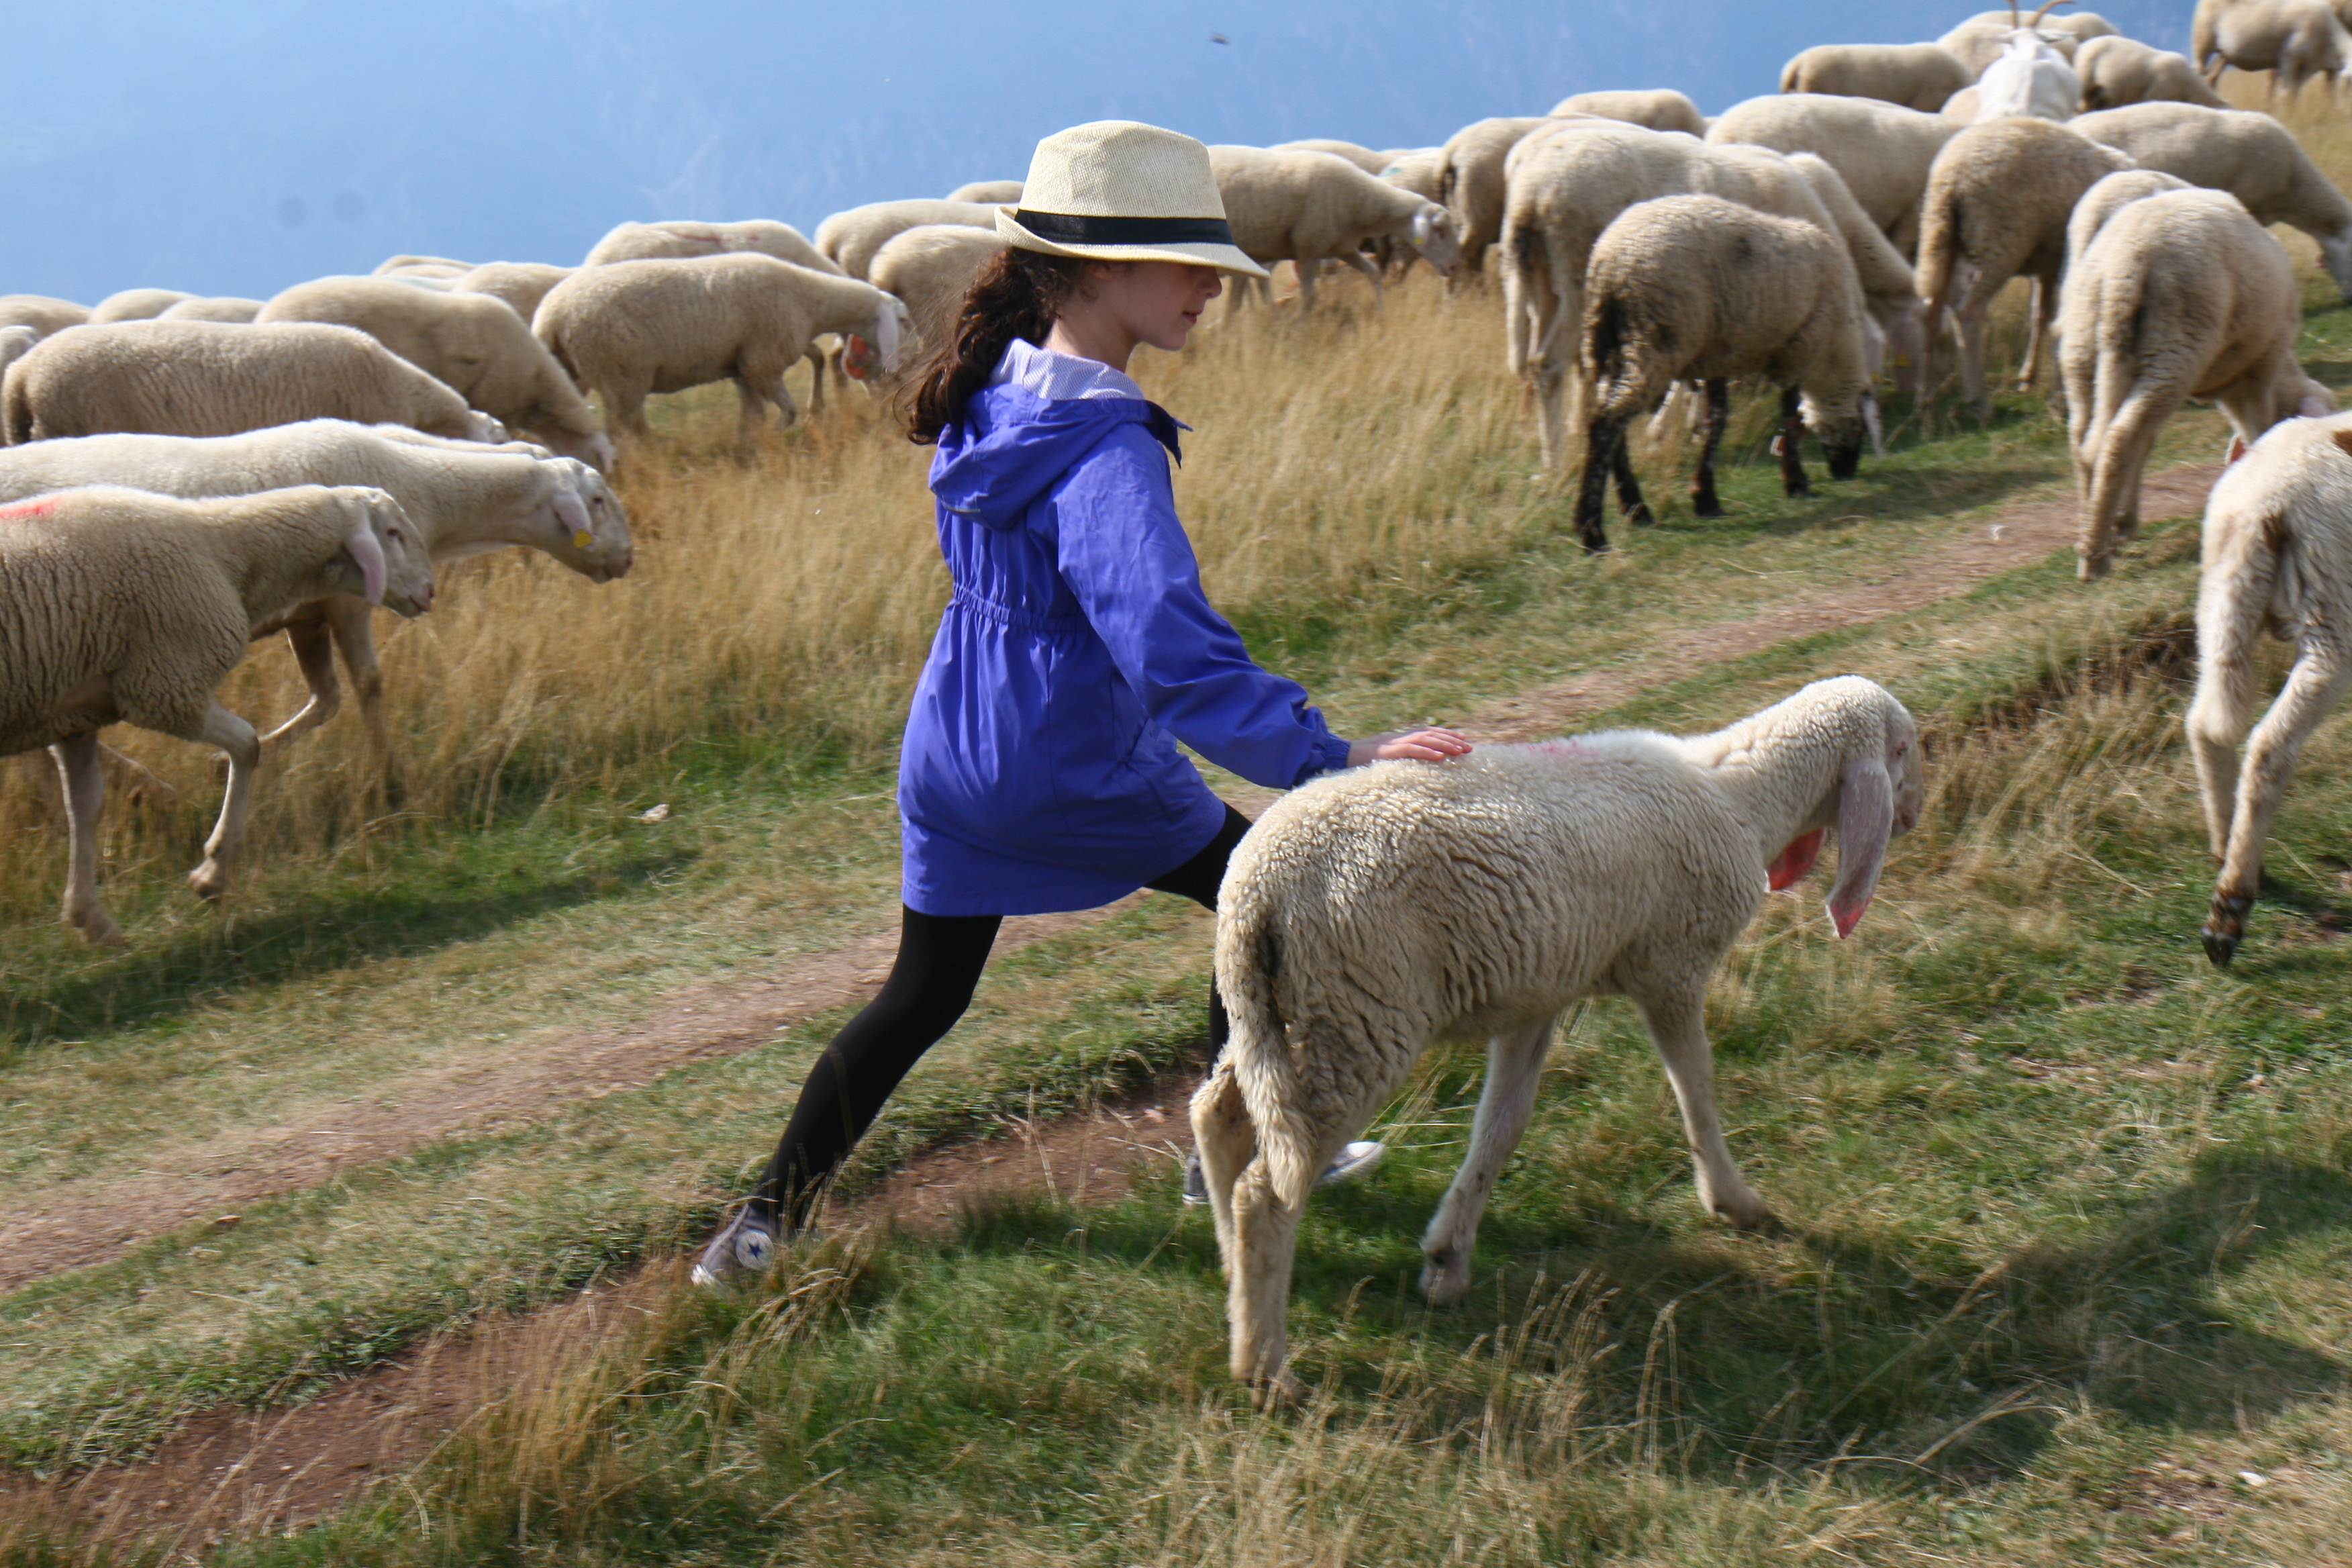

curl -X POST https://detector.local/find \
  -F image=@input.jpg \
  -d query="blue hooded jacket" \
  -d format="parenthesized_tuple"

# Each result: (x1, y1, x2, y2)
(897, 340, 1352, 916)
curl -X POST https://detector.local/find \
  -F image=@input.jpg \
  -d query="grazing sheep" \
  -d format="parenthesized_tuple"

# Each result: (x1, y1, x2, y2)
(1192, 675, 1922, 1396)
(945, 179, 1024, 204)
(1546, 89, 1708, 134)
(448, 262, 573, 324)
(0, 296, 88, 342)
(582, 219, 842, 277)
(534, 252, 910, 445)
(869, 224, 1006, 353)
(1367, 147, 1450, 281)
(1785, 151, 1926, 391)
(1435, 115, 1553, 277)
(1706, 95, 1960, 254)
(2071, 102, 2352, 302)
(156, 297, 264, 324)
(2188, 413, 2352, 966)
(2061, 189, 2332, 579)
(1939, 6, 2109, 72)
(1, 321, 503, 445)
(1777, 44, 1973, 112)
(2191, 0, 2352, 97)
(812, 200, 995, 281)
(87, 289, 195, 325)
(2063, 169, 2196, 272)
(1, 484, 433, 945)
(373, 254, 474, 277)
(0, 420, 631, 770)
(255, 277, 612, 469)
(1575, 196, 1875, 549)
(1210, 145, 1462, 309)
(1973, 10, 2088, 120)
(2076, 34, 2231, 107)
(1913, 116, 2135, 417)
(1269, 138, 1390, 173)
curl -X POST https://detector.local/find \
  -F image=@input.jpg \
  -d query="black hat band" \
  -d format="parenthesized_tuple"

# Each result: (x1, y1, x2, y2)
(1012, 210, 1236, 246)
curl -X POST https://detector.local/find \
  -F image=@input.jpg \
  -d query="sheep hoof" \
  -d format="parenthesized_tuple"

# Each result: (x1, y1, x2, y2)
(188, 863, 230, 904)
(1418, 1249, 1471, 1307)
(1249, 1370, 1305, 1410)
(1712, 1190, 1774, 1232)
(2202, 894, 2252, 967)
(66, 908, 127, 948)
(1626, 503, 1655, 527)
(2077, 552, 2111, 583)
(1692, 491, 1723, 520)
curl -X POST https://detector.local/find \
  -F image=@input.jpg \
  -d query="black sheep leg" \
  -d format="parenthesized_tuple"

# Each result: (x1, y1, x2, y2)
(1612, 420, 1653, 526)
(1776, 385, 1811, 497)
(1690, 379, 1730, 518)
(1573, 415, 1626, 552)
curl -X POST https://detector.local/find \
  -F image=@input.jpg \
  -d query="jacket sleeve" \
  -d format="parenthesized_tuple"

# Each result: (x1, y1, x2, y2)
(1050, 426, 1352, 789)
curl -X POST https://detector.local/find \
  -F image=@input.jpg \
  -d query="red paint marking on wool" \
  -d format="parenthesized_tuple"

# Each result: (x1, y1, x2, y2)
(0, 499, 57, 521)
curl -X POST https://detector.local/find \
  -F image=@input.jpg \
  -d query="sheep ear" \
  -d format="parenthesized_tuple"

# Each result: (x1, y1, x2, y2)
(1826, 750, 1894, 938)
(342, 510, 387, 606)
(2229, 434, 2252, 465)
(1412, 208, 1432, 246)
(551, 478, 593, 550)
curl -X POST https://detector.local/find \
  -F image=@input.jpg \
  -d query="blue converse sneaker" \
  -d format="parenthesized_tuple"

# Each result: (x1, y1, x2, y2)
(1181, 1141, 1385, 1206)
(691, 1204, 777, 1287)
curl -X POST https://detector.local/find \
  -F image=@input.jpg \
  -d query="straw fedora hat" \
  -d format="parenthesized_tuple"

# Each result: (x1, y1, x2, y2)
(999, 120, 1271, 279)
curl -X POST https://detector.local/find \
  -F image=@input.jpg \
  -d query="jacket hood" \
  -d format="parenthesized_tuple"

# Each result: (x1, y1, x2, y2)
(930, 382, 1185, 531)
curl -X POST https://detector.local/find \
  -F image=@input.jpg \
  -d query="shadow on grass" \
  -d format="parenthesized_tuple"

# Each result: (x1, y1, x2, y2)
(0, 848, 693, 1055)
(950, 1152, 2349, 1488)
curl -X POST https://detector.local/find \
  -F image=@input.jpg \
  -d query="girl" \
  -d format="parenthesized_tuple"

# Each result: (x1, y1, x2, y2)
(697, 121, 1469, 1285)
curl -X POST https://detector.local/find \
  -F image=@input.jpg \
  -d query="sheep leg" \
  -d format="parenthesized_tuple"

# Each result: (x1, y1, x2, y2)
(256, 616, 344, 754)
(1637, 985, 1769, 1230)
(2186, 561, 2273, 865)
(1224, 1152, 1315, 1403)
(802, 346, 828, 418)
(2079, 390, 2183, 579)
(1957, 294, 1996, 422)
(1573, 415, 1626, 552)
(1420, 1015, 1555, 1308)
(1690, 379, 1730, 519)
(1189, 1059, 1258, 1271)
(2204, 642, 2352, 967)
(322, 595, 399, 789)
(50, 732, 124, 948)
(1776, 386, 1812, 497)
(184, 701, 261, 905)
(1610, 426, 1652, 524)
(1339, 248, 1386, 306)
(1296, 260, 1320, 312)
(2015, 277, 2055, 394)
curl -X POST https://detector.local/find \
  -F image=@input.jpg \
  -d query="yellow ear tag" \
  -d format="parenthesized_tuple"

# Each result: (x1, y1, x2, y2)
(573, 530, 593, 550)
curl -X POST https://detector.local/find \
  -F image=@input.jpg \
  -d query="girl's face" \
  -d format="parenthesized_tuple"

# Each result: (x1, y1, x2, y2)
(1083, 260, 1225, 353)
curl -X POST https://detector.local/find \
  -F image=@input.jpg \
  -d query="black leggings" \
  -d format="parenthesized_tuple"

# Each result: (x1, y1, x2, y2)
(750, 803, 1252, 1228)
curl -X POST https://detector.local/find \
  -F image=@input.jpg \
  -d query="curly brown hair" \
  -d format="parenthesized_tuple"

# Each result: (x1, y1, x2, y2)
(901, 248, 1091, 445)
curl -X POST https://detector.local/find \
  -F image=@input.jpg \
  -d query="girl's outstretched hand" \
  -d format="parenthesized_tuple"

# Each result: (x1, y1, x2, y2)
(1347, 728, 1474, 767)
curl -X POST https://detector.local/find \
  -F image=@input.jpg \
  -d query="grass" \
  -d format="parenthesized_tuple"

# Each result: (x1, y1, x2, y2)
(6, 89, 2352, 1564)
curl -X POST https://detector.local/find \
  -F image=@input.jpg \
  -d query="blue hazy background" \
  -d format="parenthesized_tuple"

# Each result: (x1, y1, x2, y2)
(2, 1, 2193, 303)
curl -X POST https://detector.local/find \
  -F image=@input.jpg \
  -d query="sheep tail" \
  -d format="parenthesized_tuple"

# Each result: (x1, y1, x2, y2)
(1221, 895, 1321, 1208)
(1914, 186, 1958, 317)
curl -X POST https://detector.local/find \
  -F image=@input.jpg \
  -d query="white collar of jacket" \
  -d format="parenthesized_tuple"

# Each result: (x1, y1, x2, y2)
(991, 337, 1146, 402)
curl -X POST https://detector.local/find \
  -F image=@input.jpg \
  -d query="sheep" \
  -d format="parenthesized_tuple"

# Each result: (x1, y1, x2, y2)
(1210, 145, 1462, 310)
(1502, 123, 1902, 471)
(1705, 95, 1960, 254)
(0, 296, 88, 339)
(1434, 116, 1554, 278)
(373, 254, 475, 277)
(254, 277, 612, 469)
(869, 224, 1006, 354)
(1777, 43, 1973, 112)
(945, 179, 1024, 204)
(0, 328, 36, 381)
(2071, 102, 2352, 302)
(582, 219, 842, 277)
(1, 484, 433, 946)
(0, 419, 631, 771)
(2075, 34, 2231, 107)
(534, 252, 910, 446)
(1913, 116, 2135, 418)
(2061, 189, 2333, 579)
(1973, 6, 2088, 121)
(448, 262, 573, 324)
(2187, 413, 2352, 966)
(1269, 138, 1391, 173)
(1943, 86, 1984, 120)
(1939, 6, 2111, 72)
(1785, 151, 1926, 391)
(1, 321, 503, 446)
(2191, 0, 2352, 97)
(2063, 168, 2196, 272)
(812, 200, 996, 281)
(1545, 89, 1708, 134)
(1574, 196, 1875, 550)
(157, 297, 264, 324)
(1191, 675, 1922, 1396)
(86, 288, 196, 325)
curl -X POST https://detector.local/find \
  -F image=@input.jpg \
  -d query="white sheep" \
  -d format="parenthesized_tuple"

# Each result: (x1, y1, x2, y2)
(812, 200, 996, 281)
(869, 224, 1006, 354)
(1705, 95, 1960, 255)
(1777, 44, 1974, 112)
(1973, 7, 2088, 121)
(2075, 34, 2231, 107)
(1434, 115, 1555, 278)
(945, 180, 1024, 204)
(1, 483, 433, 945)
(2063, 168, 2196, 273)
(1, 321, 504, 446)
(0, 328, 36, 382)
(373, 254, 475, 277)
(1785, 151, 1926, 391)
(1545, 89, 1708, 134)
(255, 276, 613, 469)
(1912, 115, 2135, 418)
(1210, 145, 1462, 309)
(2192, 0, 2352, 97)
(1191, 676, 1922, 1395)
(0, 295, 89, 339)
(0, 419, 631, 771)
(2061, 189, 2333, 579)
(86, 288, 197, 325)
(534, 252, 909, 446)
(2187, 413, 2352, 966)
(1369, 147, 1449, 278)
(1575, 195, 1876, 549)
(1269, 138, 1391, 173)
(448, 262, 574, 324)
(582, 219, 842, 277)
(2071, 102, 2352, 303)
(156, 297, 265, 324)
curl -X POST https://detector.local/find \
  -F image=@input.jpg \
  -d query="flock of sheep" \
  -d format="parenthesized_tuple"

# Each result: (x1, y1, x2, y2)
(7, 0, 2352, 1398)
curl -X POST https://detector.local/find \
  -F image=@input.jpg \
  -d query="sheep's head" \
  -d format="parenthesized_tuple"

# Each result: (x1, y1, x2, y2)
(1409, 203, 1463, 276)
(543, 460, 634, 583)
(1758, 677, 1922, 936)
(1798, 387, 1869, 480)
(333, 486, 434, 618)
